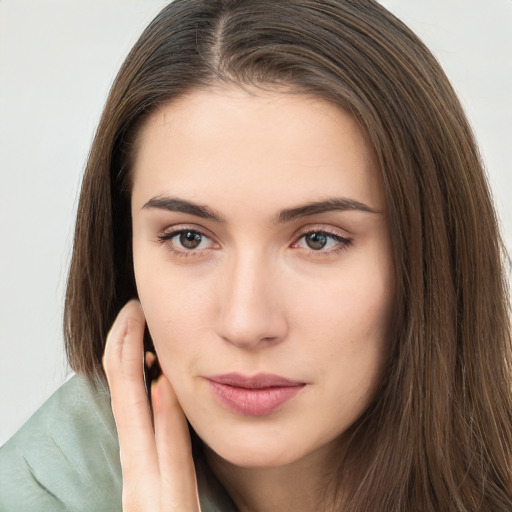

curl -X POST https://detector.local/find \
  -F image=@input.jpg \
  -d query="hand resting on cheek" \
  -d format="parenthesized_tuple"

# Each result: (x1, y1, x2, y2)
(103, 300, 201, 512)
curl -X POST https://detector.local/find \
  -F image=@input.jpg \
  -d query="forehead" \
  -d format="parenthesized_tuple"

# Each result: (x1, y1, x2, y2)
(130, 86, 383, 213)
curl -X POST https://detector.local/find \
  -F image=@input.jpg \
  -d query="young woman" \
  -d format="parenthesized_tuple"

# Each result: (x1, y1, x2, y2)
(1, 1, 511, 511)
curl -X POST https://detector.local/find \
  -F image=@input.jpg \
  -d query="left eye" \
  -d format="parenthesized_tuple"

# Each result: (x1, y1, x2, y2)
(165, 230, 214, 251)
(296, 231, 348, 251)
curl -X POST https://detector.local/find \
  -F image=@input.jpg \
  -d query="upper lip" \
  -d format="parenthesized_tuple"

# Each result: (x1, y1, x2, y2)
(205, 373, 305, 389)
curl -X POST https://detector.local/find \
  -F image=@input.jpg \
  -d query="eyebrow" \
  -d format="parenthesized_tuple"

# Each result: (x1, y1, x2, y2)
(142, 196, 380, 223)
(142, 197, 225, 222)
(276, 198, 380, 223)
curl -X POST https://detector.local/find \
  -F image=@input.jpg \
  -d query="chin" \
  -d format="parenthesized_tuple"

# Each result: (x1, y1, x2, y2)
(211, 443, 301, 469)
(195, 424, 318, 469)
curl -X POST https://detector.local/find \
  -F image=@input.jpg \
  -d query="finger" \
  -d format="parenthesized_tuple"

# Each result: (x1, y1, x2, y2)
(153, 375, 201, 512)
(102, 300, 160, 507)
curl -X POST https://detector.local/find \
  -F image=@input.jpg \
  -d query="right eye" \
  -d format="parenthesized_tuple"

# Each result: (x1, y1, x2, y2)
(157, 228, 217, 255)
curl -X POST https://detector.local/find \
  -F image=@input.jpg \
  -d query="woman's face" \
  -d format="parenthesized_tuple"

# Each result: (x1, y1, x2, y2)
(131, 86, 394, 468)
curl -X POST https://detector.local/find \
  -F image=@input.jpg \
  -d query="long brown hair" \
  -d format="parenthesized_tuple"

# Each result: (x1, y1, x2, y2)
(64, 0, 512, 509)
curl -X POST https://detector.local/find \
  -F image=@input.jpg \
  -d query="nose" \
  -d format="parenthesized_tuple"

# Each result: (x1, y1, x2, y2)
(215, 250, 288, 349)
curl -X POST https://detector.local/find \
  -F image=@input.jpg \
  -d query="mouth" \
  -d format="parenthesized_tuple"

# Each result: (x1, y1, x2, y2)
(204, 373, 306, 416)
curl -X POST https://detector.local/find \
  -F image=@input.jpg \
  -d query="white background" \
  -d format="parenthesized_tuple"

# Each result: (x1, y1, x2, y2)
(1, 0, 511, 446)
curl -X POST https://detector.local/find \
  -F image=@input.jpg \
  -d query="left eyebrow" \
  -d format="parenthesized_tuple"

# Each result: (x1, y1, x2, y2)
(276, 198, 380, 223)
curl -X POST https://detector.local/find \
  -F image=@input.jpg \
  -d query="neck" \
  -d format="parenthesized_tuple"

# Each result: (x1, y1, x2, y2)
(204, 438, 346, 512)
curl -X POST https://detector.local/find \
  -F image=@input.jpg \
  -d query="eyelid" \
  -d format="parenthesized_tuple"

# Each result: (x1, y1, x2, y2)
(156, 224, 220, 253)
(292, 224, 352, 241)
(157, 223, 216, 240)
(291, 224, 353, 253)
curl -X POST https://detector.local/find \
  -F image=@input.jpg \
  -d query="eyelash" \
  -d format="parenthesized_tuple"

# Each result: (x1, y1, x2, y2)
(156, 226, 216, 258)
(156, 226, 352, 257)
(293, 229, 352, 256)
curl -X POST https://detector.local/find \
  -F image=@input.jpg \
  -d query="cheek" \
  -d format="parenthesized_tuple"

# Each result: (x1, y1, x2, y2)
(134, 258, 216, 370)
(289, 252, 394, 392)
(295, 296, 391, 438)
(296, 287, 391, 383)
(290, 254, 393, 343)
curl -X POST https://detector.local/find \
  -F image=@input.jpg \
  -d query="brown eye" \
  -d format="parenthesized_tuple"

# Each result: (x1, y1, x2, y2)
(158, 228, 215, 253)
(305, 232, 328, 250)
(179, 231, 203, 249)
(295, 230, 351, 253)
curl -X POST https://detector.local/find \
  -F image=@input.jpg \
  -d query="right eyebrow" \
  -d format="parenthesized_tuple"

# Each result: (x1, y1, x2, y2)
(142, 196, 225, 222)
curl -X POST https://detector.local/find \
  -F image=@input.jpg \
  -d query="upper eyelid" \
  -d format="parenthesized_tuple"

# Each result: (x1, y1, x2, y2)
(158, 224, 215, 240)
(293, 231, 351, 247)
(292, 224, 352, 240)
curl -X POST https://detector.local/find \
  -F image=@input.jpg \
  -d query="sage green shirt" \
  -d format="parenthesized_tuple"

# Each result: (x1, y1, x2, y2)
(0, 375, 236, 511)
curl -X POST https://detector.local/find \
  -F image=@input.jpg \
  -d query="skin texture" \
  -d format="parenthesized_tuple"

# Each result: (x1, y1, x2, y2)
(106, 86, 395, 511)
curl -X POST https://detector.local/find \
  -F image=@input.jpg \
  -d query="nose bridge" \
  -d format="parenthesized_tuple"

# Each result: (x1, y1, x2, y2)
(217, 245, 286, 348)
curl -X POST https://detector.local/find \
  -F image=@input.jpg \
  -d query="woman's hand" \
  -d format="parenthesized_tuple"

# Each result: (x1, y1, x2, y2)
(103, 300, 201, 512)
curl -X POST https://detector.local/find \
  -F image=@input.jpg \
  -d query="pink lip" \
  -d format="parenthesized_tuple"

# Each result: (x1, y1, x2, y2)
(205, 373, 306, 416)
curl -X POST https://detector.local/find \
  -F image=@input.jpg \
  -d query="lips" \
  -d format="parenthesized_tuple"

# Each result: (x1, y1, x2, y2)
(205, 373, 306, 416)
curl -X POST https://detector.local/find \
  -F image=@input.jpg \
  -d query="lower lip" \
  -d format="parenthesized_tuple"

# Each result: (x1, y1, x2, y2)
(206, 380, 305, 416)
